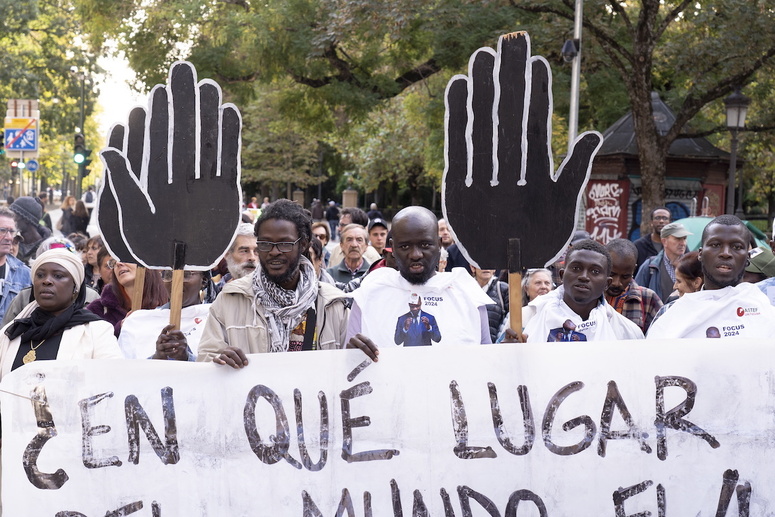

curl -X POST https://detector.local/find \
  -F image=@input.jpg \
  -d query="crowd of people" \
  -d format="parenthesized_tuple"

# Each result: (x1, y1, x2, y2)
(0, 194, 772, 384)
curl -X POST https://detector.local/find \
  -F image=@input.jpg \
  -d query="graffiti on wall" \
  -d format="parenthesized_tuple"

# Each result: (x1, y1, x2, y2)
(585, 180, 629, 244)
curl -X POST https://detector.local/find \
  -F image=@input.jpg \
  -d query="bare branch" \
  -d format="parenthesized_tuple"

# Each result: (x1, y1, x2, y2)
(218, 0, 250, 11)
(394, 59, 440, 91)
(607, 0, 633, 33)
(679, 125, 775, 139)
(514, 2, 635, 65)
(656, 0, 693, 40)
(667, 45, 775, 143)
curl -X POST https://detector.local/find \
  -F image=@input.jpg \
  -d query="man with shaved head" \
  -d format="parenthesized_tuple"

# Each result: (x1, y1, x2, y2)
(347, 206, 493, 361)
(648, 215, 775, 339)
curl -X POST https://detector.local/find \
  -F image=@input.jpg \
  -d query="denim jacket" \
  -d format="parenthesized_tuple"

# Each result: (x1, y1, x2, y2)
(0, 255, 32, 322)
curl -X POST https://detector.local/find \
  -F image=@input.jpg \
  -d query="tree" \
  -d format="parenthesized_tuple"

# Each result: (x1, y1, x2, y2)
(76, 0, 526, 122)
(742, 133, 775, 224)
(80, 0, 775, 222)
(0, 0, 100, 135)
(332, 93, 432, 207)
(0, 0, 102, 193)
(516, 0, 775, 226)
(240, 86, 321, 199)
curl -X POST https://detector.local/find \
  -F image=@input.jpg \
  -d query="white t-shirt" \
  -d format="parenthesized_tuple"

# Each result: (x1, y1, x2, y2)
(523, 286, 644, 343)
(118, 304, 211, 359)
(647, 283, 775, 339)
(347, 268, 494, 347)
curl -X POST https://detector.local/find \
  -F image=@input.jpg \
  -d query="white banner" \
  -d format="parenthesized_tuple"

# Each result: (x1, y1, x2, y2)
(1, 339, 772, 516)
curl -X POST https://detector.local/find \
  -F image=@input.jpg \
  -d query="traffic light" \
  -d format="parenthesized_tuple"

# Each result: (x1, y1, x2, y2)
(81, 148, 92, 177)
(9, 159, 21, 175)
(0, 131, 5, 158)
(73, 133, 92, 177)
(73, 133, 86, 164)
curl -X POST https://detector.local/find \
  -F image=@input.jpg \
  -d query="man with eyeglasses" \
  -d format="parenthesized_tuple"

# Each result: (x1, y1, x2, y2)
(0, 208, 32, 322)
(197, 199, 349, 367)
(633, 207, 671, 272)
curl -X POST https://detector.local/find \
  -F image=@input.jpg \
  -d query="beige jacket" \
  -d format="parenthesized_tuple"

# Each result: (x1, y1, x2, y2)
(0, 301, 122, 379)
(197, 276, 349, 361)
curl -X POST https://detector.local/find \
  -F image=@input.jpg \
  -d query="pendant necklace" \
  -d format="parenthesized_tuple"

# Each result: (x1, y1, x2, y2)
(22, 338, 47, 364)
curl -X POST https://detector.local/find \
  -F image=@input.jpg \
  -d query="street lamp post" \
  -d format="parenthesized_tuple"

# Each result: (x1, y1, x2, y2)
(724, 89, 751, 217)
(70, 68, 86, 198)
(561, 0, 584, 152)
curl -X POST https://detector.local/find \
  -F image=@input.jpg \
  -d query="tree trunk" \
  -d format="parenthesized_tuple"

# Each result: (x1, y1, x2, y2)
(628, 78, 667, 235)
(390, 181, 399, 210)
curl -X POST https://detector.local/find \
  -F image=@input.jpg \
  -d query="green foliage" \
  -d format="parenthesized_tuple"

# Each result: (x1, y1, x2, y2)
(331, 96, 426, 193)
(240, 86, 321, 188)
(0, 0, 101, 190)
(75, 0, 775, 213)
(78, 0, 526, 119)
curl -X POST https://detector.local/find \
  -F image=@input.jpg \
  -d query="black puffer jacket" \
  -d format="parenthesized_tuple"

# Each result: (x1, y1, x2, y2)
(483, 280, 509, 342)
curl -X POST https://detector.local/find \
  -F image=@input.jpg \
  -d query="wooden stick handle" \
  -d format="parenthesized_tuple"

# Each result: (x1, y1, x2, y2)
(508, 271, 523, 336)
(169, 241, 187, 330)
(131, 266, 146, 312)
(169, 269, 184, 330)
(507, 238, 524, 341)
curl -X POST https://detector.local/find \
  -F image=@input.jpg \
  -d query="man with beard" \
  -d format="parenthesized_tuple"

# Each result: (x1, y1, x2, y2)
(217, 223, 259, 288)
(347, 206, 493, 361)
(648, 215, 775, 339)
(197, 200, 349, 366)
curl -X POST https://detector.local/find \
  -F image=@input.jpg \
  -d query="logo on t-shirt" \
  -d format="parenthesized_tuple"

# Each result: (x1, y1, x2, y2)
(736, 306, 760, 317)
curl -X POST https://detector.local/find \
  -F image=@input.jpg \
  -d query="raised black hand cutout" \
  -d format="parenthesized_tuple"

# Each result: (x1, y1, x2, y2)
(443, 32, 603, 270)
(99, 61, 242, 270)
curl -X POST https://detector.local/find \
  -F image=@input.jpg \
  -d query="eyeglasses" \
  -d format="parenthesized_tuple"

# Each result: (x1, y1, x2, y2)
(256, 237, 301, 253)
(161, 270, 201, 282)
(0, 227, 17, 237)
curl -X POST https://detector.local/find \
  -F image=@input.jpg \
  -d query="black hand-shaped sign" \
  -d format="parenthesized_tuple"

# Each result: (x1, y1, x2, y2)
(442, 32, 603, 270)
(99, 61, 242, 270)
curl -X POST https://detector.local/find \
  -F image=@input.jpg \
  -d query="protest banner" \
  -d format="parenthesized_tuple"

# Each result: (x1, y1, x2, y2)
(2, 339, 771, 515)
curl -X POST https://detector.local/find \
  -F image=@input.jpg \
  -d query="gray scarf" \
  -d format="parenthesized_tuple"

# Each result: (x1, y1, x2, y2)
(252, 256, 318, 352)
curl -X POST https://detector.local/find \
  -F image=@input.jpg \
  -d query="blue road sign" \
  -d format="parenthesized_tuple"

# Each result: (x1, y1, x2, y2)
(25, 159, 39, 172)
(4, 128, 37, 151)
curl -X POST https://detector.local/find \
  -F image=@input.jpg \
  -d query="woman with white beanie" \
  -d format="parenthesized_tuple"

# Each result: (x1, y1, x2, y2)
(0, 248, 122, 378)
